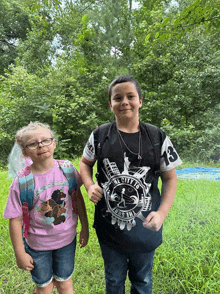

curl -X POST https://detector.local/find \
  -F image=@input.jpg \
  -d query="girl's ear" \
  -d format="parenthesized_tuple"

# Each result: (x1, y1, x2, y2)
(54, 139, 56, 149)
(22, 148, 28, 158)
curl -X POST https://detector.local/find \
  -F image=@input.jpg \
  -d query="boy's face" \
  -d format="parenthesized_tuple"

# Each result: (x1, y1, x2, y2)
(108, 82, 142, 122)
(22, 128, 56, 164)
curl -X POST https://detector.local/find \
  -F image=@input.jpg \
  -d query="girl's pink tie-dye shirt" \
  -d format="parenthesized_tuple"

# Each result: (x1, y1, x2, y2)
(4, 160, 82, 251)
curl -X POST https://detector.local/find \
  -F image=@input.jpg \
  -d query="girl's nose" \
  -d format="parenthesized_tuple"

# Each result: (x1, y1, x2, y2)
(38, 142, 44, 148)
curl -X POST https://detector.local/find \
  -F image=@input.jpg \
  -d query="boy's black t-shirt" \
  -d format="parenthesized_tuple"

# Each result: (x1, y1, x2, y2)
(83, 121, 182, 253)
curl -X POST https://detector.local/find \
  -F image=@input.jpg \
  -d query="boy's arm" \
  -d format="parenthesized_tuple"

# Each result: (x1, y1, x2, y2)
(158, 168, 177, 219)
(9, 217, 34, 271)
(143, 168, 177, 231)
(79, 156, 103, 203)
(76, 189, 89, 248)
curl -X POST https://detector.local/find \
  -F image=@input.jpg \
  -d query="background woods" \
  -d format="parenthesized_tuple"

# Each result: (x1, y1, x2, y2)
(0, 0, 220, 166)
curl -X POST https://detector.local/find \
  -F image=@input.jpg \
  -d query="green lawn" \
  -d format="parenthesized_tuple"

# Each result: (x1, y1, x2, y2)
(0, 160, 220, 293)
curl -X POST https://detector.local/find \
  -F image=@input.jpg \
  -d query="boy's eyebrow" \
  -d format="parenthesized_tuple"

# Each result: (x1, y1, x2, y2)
(112, 93, 122, 98)
(113, 91, 135, 97)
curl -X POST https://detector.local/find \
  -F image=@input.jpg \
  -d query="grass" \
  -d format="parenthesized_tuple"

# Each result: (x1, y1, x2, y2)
(0, 159, 220, 293)
(178, 159, 220, 169)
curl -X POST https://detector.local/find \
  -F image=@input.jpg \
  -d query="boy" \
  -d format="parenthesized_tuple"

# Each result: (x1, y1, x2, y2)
(80, 75, 182, 294)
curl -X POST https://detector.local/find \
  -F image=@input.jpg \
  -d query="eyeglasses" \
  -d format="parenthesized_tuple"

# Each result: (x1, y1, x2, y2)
(25, 138, 54, 150)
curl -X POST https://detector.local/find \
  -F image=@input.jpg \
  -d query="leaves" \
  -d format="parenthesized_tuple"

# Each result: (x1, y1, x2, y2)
(0, 0, 220, 165)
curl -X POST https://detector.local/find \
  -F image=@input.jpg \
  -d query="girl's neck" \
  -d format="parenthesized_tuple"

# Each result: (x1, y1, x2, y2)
(31, 158, 55, 174)
(116, 118, 140, 133)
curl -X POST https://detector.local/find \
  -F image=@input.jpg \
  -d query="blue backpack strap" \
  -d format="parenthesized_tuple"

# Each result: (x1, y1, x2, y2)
(57, 160, 77, 195)
(18, 169, 35, 211)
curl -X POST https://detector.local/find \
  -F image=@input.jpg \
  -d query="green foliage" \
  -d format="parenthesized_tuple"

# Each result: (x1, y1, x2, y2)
(0, 66, 55, 165)
(0, 0, 220, 166)
(134, 26, 220, 132)
(138, 0, 220, 42)
(161, 118, 220, 162)
(23, 0, 62, 11)
(16, 9, 56, 74)
(52, 92, 98, 158)
(0, 0, 31, 75)
(0, 66, 54, 129)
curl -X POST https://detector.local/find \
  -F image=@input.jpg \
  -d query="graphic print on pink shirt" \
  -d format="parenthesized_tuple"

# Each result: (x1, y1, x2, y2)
(37, 189, 68, 226)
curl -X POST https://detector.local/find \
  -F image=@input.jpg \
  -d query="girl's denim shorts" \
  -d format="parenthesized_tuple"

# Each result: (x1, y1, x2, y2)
(24, 237, 76, 287)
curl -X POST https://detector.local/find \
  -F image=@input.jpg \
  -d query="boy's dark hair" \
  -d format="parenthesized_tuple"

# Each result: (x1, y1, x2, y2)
(108, 75, 142, 101)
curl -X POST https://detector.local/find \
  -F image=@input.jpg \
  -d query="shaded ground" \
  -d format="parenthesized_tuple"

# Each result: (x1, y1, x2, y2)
(177, 167, 220, 180)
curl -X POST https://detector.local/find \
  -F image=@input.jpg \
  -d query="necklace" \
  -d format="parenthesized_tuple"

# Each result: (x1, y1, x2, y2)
(117, 128, 142, 160)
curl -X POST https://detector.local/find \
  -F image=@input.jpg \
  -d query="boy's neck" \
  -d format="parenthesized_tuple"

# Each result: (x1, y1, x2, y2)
(30, 158, 55, 174)
(116, 118, 140, 133)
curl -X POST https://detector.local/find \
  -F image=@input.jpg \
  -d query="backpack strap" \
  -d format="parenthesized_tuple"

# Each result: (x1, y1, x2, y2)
(94, 122, 113, 159)
(57, 160, 77, 196)
(93, 122, 113, 181)
(18, 167, 34, 239)
(141, 122, 162, 177)
(18, 168, 34, 210)
(57, 160, 78, 215)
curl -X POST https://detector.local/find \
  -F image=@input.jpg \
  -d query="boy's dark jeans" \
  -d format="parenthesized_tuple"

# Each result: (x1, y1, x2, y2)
(99, 240, 155, 294)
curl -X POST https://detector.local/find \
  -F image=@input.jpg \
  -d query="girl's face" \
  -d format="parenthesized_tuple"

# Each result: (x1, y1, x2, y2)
(108, 82, 142, 122)
(22, 127, 56, 164)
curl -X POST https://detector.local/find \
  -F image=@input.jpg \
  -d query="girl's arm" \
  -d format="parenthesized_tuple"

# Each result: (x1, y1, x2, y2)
(143, 168, 177, 231)
(76, 189, 89, 247)
(9, 217, 34, 271)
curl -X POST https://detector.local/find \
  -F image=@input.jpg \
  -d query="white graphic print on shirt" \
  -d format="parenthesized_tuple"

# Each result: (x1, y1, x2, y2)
(100, 152, 152, 231)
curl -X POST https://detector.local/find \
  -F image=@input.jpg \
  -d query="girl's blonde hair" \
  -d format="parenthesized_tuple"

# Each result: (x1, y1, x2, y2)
(15, 122, 54, 147)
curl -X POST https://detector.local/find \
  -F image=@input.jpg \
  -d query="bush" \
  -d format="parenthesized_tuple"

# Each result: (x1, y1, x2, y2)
(161, 119, 220, 162)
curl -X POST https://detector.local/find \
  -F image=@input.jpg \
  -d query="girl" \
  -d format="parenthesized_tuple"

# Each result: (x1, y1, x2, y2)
(80, 75, 182, 294)
(4, 122, 89, 294)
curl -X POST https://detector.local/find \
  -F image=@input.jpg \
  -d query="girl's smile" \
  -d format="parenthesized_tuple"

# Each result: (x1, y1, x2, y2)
(37, 151, 47, 155)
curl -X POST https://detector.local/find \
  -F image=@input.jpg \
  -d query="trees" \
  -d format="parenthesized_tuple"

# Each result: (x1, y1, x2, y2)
(0, 0, 219, 165)
(137, 0, 220, 42)
(0, 0, 31, 75)
(130, 0, 220, 160)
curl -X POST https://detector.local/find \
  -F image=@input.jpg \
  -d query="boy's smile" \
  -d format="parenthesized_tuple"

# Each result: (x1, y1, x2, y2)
(109, 82, 142, 122)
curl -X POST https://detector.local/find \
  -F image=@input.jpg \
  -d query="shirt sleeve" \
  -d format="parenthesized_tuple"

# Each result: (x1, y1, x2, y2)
(160, 135, 182, 172)
(83, 132, 96, 161)
(3, 178, 23, 219)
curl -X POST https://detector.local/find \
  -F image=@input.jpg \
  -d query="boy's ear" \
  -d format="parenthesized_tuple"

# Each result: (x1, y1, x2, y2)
(108, 101, 112, 110)
(139, 98, 143, 108)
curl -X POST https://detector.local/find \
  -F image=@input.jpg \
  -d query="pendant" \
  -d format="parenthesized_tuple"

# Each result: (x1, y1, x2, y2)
(138, 154, 142, 160)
